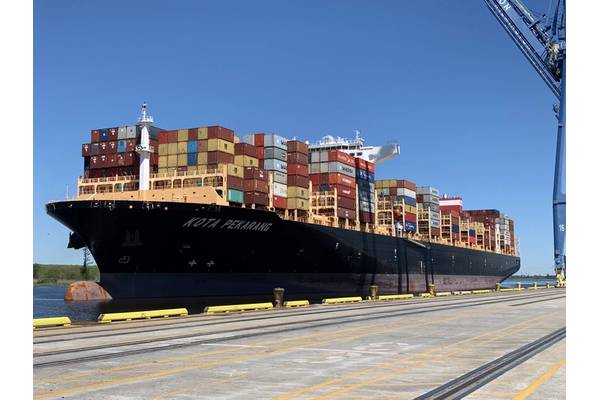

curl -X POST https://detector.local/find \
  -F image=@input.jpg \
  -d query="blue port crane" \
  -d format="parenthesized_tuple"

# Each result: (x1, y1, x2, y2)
(484, 0, 566, 282)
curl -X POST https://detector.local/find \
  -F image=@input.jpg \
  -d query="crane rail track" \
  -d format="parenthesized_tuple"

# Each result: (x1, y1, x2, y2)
(415, 327, 566, 399)
(34, 290, 563, 369)
(34, 290, 560, 344)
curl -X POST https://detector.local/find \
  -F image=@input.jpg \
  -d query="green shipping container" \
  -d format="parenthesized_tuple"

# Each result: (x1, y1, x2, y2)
(227, 189, 244, 204)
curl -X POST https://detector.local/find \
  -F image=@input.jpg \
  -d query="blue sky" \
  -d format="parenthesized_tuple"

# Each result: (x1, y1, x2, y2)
(34, 0, 558, 274)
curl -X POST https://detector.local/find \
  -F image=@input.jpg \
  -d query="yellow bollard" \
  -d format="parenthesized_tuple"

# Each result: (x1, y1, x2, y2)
(517, 282, 522, 290)
(496, 282, 501, 292)
(273, 287, 285, 308)
(427, 283, 435, 296)
(370, 285, 378, 301)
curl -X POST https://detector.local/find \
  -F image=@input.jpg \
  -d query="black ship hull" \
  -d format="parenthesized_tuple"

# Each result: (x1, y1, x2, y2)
(46, 200, 520, 299)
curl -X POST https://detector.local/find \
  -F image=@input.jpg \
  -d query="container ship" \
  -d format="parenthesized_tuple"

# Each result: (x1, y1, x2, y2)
(46, 104, 519, 299)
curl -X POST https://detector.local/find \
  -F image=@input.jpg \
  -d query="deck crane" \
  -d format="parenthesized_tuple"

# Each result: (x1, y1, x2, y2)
(484, 0, 566, 285)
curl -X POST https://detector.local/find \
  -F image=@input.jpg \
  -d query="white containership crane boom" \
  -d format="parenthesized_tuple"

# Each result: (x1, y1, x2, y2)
(484, 0, 566, 283)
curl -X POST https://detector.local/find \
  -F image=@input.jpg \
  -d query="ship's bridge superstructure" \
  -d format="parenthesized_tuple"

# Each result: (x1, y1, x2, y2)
(308, 131, 400, 164)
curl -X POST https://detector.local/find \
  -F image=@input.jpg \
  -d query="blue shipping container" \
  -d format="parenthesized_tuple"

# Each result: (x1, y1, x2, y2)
(117, 140, 126, 153)
(359, 190, 373, 201)
(405, 221, 417, 232)
(319, 184, 330, 191)
(187, 140, 197, 153)
(187, 152, 198, 166)
(356, 169, 368, 180)
(227, 189, 244, 204)
(367, 172, 375, 182)
(452, 224, 460, 234)
(99, 129, 109, 141)
(90, 143, 99, 155)
(401, 196, 417, 206)
(469, 229, 476, 236)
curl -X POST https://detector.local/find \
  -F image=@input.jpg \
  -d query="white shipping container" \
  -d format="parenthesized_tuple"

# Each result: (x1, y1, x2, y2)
(242, 134, 254, 145)
(264, 134, 287, 150)
(273, 182, 288, 197)
(309, 151, 320, 164)
(397, 188, 416, 198)
(429, 211, 441, 220)
(118, 127, 127, 140)
(319, 150, 328, 163)
(416, 186, 440, 197)
(422, 194, 440, 204)
(126, 126, 138, 139)
(264, 147, 287, 161)
(319, 162, 329, 173)
(273, 171, 287, 184)
(263, 159, 287, 173)
(431, 219, 441, 228)
(328, 162, 355, 177)
(309, 164, 320, 174)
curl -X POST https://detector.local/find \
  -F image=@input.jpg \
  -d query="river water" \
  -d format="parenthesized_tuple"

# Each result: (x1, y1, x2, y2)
(33, 277, 557, 321)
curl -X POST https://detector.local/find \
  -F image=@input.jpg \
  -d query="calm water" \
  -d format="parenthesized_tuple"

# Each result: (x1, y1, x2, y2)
(34, 277, 557, 321)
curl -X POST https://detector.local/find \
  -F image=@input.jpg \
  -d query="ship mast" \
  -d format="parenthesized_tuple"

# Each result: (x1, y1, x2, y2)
(136, 102, 154, 191)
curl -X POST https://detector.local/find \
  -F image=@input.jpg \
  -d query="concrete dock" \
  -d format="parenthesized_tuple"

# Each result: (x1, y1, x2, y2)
(33, 288, 565, 399)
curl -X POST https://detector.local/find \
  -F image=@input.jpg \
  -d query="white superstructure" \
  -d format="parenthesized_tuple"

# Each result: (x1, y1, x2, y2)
(308, 130, 399, 163)
(136, 102, 154, 191)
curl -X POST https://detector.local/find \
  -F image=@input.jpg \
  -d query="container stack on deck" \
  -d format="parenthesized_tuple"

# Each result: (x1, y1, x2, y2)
(416, 186, 441, 239)
(308, 150, 357, 221)
(440, 197, 463, 243)
(82, 126, 159, 179)
(355, 159, 376, 224)
(286, 140, 310, 211)
(375, 180, 418, 234)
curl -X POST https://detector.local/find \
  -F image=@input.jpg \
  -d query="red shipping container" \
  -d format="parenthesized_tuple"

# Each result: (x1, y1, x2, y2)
(243, 167, 267, 181)
(431, 227, 441, 237)
(365, 161, 375, 174)
(167, 130, 178, 143)
(227, 176, 244, 191)
(328, 150, 355, 166)
(98, 155, 108, 168)
(397, 180, 416, 191)
(207, 126, 235, 142)
(287, 152, 308, 165)
(309, 174, 320, 187)
(338, 207, 356, 220)
(91, 130, 100, 143)
(107, 154, 117, 167)
(108, 127, 118, 141)
(287, 140, 308, 154)
(177, 166, 188, 173)
(389, 187, 397, 196)
(243, 179, 269, 193)
(257, 147, 265, 160)
(126, 139, 136, 152)
(337, 196, 356, 209)
(355, 158, 366, 170)
(235, 143, 258, 158)
(107, 141, 118, 154)
(188, 128, 198, 141)
(82, 143, 91, 156)
(331, 185, 356, 199)
(327, 173, 355, 188)
(90, 156, 99, 169)
(244, 192, 269, 206)
(404, 212, 417, 223)
(98, 142, 108, 155)
(158, 131, 169, 144)
(253, 133, 265, 147)
(207, 151, 234, 165)
(273, 196, 287, 209)
(287, 175, 309, 188)
(259, 159, 264, 169)
(151, 153, 158, 165)
(287, 164, 308, 177)
(359, 211, 374, 224)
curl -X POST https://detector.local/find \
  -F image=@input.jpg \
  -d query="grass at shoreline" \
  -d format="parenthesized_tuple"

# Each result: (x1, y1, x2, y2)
(33, 264, 100, 285)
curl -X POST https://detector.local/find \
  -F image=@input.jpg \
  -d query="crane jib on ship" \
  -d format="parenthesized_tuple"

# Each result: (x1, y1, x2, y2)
(484, 0, 566, 282)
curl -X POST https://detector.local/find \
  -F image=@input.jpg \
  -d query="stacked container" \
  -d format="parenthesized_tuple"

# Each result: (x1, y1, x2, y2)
(416, 186, 441, 237)
(286, 140, 310, 210)
(243, 166, 269, 207)
(440, 197, 463, 242)
(309, 150, 357, 220)
(375, 179, 418, 233)
(355, 159, 376, 224)
(83, 125, 159, 178)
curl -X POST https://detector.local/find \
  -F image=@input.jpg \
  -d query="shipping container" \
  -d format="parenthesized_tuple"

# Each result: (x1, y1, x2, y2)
(207, 138, 234, 154)
(243, 167, 267, 181)
(100, 129, 109, 142)
(416, 186, 440, 197)
(328, 161, 355, 177)
(126, 126, 138, 139)
(356, 169, 368, 181)
(158, 156, 167, 168)
(359, 211, 374, 224)
(227, 176, 244, 191)
(288, 186, 309, 199)
(176, 129, 188, 142)
(244, 191, 269, 206)
(404, 221, 417, 232)
(81, 143, 91, 156)
(243, 179, 269, 193)
(327, 150, 355, 166)
(118, 127, 127, 140)
(197, 152, 208, 165)
(287, 140, 308, 154)
(167, 155, 177, 167)
(207, 126, 235, 142)
(366, 161, 375, 174)
(287, 152, 308, 165)
(226, 164, 244, 178)
(188, 128, 198, 141)
(263, 159, 287, 173)
(404, 212, 417, 223)
(337, 196, 356, 210)
(108, 141, 118, 154)
(287, 175, 309, 188)
(108, 127, 118, 141)
(287, 164, 308, 177)
(273, 182, 288, 197)
(197, 127, 208, 140)
(355, 157, 367, 170)
(227, 188, 244, 204)
(177, 154, 187, 166)
(91, 130, 100, 143)
(234, 155, 259, 168)
(272, 171, 287, 184)
(273, 196, 287, 209)
(338, 207, 356, 220)
(187, 140, 197, 153)
(263, 134, 287, 150)
(264, 147, 287, 161)
(207, 151, 234, 165)
(187, 152, 197, 166)
(287, 198, 309, 210)
(234, 143, 258, 158)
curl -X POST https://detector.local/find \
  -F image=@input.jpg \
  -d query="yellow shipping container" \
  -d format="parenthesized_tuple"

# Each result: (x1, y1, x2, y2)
(198, 139, 208, 152)
(177, 154, 187, 166)
(167, 143, 178, 155)
(158, 167, 168, 175)
(197, 127, 208, 140)
(158, 156, 167, 168)
(177, 129, 188, 142)
(197, 152, 208, 165)
(405, 205, 418, 215)
(375, 180, 383, 189)
(207, 138, 234, 154)
(177, 141, 187, 154)
(287, 198, 309, 210)
(288, 186, 309, 199)
(187, 166, 198, 175)
(225, 164, 244, 178)
(234, 155, 258, 167)
(167, 155, 178, 167)
(158, 143, 169, 156)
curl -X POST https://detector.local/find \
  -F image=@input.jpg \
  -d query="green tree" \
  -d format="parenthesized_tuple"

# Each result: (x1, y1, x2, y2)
(81, 248, 91, 280)
(33, 263, 40, 279)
